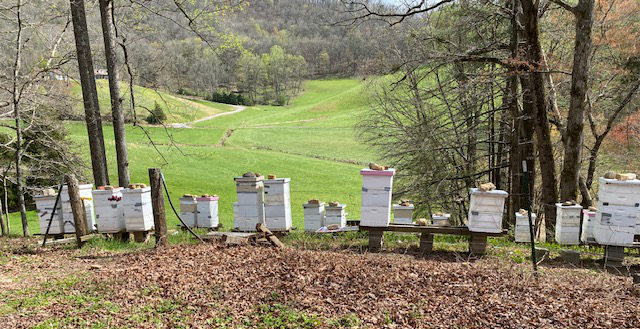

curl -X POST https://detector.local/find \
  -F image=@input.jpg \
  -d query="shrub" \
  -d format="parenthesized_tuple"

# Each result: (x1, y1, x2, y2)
(145, 102, 167, 124)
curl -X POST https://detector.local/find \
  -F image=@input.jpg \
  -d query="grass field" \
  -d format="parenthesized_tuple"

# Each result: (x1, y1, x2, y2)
(69, 80, 233, 124)
(10, 79, 381, 235)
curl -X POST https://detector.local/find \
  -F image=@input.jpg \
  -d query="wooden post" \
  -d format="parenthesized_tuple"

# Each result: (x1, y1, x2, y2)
(419, 233, 434, 255)
(368, 228, 384, 253)
(469, 234, 488, 256)
(65, 174, 87, 248)
(604, 245, 624, 267)
(149, 168, 168, 247)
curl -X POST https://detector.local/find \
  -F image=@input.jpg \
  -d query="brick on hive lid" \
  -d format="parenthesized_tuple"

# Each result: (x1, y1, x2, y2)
(308, 199, 320, 205)
(604, 171, 617, 179)
(477, 182, 496, 192)
(41, 188, 56, 196)
(268, 174, 277, 180)
(329, 201, 340, 207)
(416, 218, 428, 226)
(368, 162, 388, 171)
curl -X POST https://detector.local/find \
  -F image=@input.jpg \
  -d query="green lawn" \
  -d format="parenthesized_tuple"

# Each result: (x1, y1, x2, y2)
(69, 80, 233, 124)
(10, 79, 383, 234)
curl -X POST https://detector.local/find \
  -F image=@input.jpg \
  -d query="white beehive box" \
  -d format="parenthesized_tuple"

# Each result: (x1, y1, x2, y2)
(360, 168, 395, 227)
(467, 188, 508, 233)
(514, 212, 537, 243)
(431, 213, 451, 227)
(264, 178, 292, 231)
(555, 203, 582, 245)
(593, 203, 637, 247)
(325, 204, 347, 227)
(393, 204, 414, 224)
(179, 195, 198, 228)
(581, 210, 597, 244)
(35, 194, 64, 235)
(598, 177, 640, 207)
(93, 188, 126, 233)
(303, 202, 325, 232)
(122, 187, 154, 232)
(234, 175, 265, 231)
(555, 203, 582, 227)
(637, 212, 640, 235)
(196, 196, 219, 228)
(61, 184, 96, 233)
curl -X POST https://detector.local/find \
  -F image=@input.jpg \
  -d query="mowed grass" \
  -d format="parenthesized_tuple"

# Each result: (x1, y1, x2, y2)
(69, 80, 233, 124)
(9, 79, 381, 234)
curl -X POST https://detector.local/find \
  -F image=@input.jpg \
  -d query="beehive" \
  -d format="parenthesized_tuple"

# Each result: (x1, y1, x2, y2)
(467, 188, 508, 233)
(360, 168, 395, 227)
(61, 184, 96, 233)
(597, 177, 640, 207)
(303, 202, 325, 232)
(514, 212, 537, 243)
(431, 213, 451, 227)
(93, 188, 125, 233)
(580, 210, 596, 244)
(555, 203, 582, 245)
(122, 187, 154, 232)
(325, 204, 347, 228)
(264, 178, 292, 231)
(393, 204, 414, 224)
(593, 202, 638, 247)
(35, 194, 63, 235)
(179, 195, 198, 228)
(233, 175, 265, 232)
(196, 195, 219, 228)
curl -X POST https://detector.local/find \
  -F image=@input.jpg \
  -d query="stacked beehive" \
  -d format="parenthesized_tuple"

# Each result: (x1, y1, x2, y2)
(35, 190, 63, 235)
(303, 200, 325, 232)
(514, 210, 537, 243)
(431, 213, 450, 226)
(593, 176, 640, 246)
(94, 187, 125, 233)
(581, 209, 597, 244)
(233, 174, 265, 231)
(467, 186, 508, 233)
(264, 177, 292, 231)
(61, 184, 96, 233)
(122, 185, 154, 232)
(326, 202, 347, 227)
(555, 203, 582, 245)
(360, 167, 395, 227)
(179, 194, 198, 227)
(196, 195, 219, 228)
(393, 201, 414, 224)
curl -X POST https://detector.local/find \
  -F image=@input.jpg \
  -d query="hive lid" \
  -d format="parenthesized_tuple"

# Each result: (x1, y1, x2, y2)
(122, 186, 151, 193)
(469, 188, 508, 197)
(264, 177, 290, 184)
(555, 202, 583, 209)
(431, 213, 451, 219)
(360, 168, 395, 176)
(598, 177, 640, 186)
(93, 187, 123, 194)
(515, 212, 537, 218)
(393, 204, 414, 209)
(234, 175, 264, 182)
(196, 196, 219, 201)
(326, 203, 346, 209)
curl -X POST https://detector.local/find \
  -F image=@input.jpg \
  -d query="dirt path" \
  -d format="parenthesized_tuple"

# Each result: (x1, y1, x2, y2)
(171, 104, 246, 128)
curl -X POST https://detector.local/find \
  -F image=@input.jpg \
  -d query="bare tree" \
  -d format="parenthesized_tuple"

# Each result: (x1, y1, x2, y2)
(99, 0, 130, 187)
(69, 0, 110, 186)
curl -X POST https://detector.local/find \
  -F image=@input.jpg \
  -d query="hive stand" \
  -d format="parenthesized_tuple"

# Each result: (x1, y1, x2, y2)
(360, 224, 505, 255)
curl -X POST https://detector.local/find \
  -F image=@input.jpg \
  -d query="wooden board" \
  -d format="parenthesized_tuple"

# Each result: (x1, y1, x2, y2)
(359, 224, 506, 236)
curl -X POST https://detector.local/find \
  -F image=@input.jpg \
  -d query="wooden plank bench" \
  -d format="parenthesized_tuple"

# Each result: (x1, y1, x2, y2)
(359, 224, 506, 256)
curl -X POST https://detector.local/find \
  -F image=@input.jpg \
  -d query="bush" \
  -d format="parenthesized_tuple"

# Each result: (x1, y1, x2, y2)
(145, 102, 167, 124)
(206, 91, 250, 106)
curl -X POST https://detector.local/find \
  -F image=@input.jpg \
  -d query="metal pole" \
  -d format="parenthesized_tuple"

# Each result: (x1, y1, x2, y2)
(522, 161, 539, 279)
(42, 176, 65, 247)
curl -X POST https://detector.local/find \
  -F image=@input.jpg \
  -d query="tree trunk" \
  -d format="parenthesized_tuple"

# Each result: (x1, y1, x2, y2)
(12, 0, 28, 236)
(560, 0, 595, 202)
(99, 0, 130, 187)
(66, 174, 88, 248)
(70, 0, 109, 186)
(2, 176, 10, 236)
(0, 197, 5, 236)
(520, 0, 558, 228)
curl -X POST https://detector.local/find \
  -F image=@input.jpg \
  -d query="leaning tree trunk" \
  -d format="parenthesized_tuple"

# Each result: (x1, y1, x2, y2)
(70, 0, 109, 186)
(559, 0, 595, 202)
(99, 0, 130, 187)
(520, 0, 558, 228)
